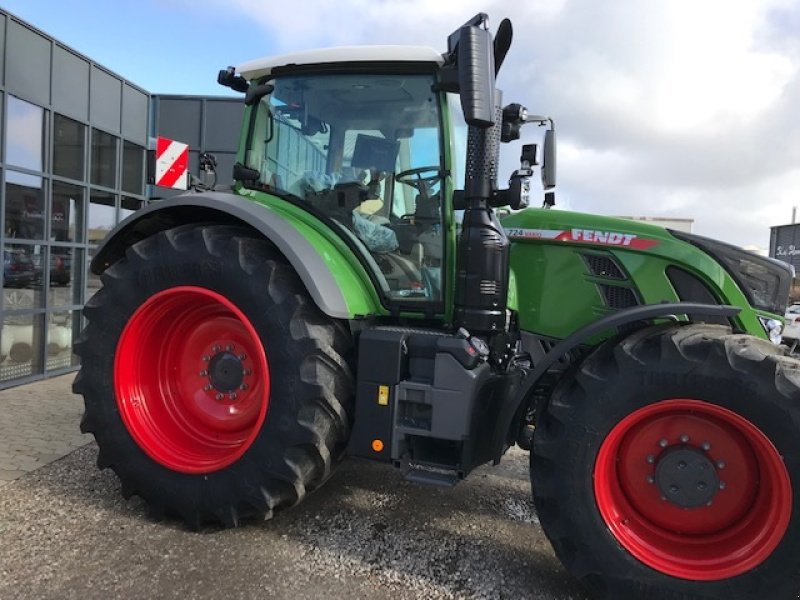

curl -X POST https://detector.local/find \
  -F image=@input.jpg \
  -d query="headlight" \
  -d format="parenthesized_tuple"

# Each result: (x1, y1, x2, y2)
(671, 231, 793, 315)
(759, 317, 783, 345)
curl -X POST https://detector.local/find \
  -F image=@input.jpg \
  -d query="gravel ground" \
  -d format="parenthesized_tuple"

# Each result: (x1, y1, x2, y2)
(0, 444, 590, 600)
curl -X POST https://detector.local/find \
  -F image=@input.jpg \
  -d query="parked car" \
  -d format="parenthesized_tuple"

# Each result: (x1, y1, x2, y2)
(784, 303, 800, 349)
(30, 250, 72, 286)
(3, 249, 36, 288)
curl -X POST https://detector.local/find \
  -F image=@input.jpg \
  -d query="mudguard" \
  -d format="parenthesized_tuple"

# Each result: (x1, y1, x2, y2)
(91, 191, 381, 320)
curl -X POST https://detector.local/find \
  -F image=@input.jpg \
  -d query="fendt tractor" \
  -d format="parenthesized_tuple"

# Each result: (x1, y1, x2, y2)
(74, 13, 800, 599)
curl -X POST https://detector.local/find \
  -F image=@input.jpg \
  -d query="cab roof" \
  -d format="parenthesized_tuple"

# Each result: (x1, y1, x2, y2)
(236, 46, 444, 80)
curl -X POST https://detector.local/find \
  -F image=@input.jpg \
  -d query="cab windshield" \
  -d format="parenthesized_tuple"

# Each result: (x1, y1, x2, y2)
(244, 73, 444, 302)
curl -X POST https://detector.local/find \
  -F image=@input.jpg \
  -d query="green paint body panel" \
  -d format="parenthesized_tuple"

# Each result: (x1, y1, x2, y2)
(502, 208, 774, 342)
(235, 184, 386, 318)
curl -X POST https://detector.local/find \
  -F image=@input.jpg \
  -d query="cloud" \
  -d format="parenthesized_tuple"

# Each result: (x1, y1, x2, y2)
(215, 0, 800, 247)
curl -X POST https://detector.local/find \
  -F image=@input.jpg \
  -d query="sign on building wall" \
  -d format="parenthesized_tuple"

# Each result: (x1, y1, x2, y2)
(155, 136, 189, 190)
(770, 223, 800, 272)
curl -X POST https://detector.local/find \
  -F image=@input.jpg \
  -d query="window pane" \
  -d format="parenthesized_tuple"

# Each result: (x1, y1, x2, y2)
(53, 114, 86, 180)
(5, 96, 44, 172)
(49, 247, 81, 307)
(52, 182, 84, 242)
(89, 190, 115, 244)
(3, 244, 41, 306)
(46, 310, 80, 371)
(0, 313, 44, 381)
(4, 175, 45, 239)
(120, 196, 143, 222)
(87, 246, 101, 299)
(122, 141, 144, 195)
(247, 74, 444, 302)
(90, 129, 117, 188)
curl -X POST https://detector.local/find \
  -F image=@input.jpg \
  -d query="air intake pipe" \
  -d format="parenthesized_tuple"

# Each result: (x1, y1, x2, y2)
(454, 98, 510, 334)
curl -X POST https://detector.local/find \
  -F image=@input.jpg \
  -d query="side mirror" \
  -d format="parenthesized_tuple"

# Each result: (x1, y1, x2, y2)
(217, 67, 249, 93)
(444, 14, 496, 128)
(457, 24, 496, 128)
(542, 128, 556, 189)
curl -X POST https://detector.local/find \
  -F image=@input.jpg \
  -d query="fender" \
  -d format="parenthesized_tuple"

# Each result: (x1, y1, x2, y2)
(491, 302, 742, 462)
(91, 191, 382, 319)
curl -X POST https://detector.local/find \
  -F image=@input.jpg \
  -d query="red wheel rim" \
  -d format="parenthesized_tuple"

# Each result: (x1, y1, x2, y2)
(594, 399, 792, 580)
(115, 286, 270, 474)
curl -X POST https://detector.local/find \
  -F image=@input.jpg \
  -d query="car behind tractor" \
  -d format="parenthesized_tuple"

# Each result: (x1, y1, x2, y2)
(74, 13, 800, 600)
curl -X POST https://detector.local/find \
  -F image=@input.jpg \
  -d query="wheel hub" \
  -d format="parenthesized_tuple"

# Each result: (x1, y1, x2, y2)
(594, 398, 793, 581)
(655, 446, 720, 508)
(208, 351, 244, 392)
(114, 286, 270, 474)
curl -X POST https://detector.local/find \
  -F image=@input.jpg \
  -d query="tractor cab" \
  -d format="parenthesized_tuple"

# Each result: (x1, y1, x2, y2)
(233, 50, 456, 305)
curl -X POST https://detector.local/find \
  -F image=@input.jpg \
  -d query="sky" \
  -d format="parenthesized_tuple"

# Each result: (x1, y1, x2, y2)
(2, 0, 800, 249)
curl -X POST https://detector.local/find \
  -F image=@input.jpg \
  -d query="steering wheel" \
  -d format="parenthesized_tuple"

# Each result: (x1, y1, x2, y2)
(395, 166, 441, 196)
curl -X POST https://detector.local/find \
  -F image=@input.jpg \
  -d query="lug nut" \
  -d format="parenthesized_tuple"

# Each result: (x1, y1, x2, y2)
(646, 475, 655, 484)
(202, 355, 210, 362)
(240, 383, 248, 390)
(199, 370, 208, 377)
(243, 368, 252, 376)
(659, 439, 668, 448)
(204, 384, 212, 391)
(717, 460, 726, 469)
(230, 393, 237, 401)
(238, 354, 246, 361)
(679, 434, 690, 443)
(719, 481, 726, 490)
(701, 442, 711, 451)
(215, 393, 224, 401)
(226, 344, 234, 351)
(213, 345, 221, 353)
(646, 454, 655, 464)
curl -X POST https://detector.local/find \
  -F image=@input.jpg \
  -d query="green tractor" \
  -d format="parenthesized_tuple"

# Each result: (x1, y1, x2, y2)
(74, 13, 800, 599)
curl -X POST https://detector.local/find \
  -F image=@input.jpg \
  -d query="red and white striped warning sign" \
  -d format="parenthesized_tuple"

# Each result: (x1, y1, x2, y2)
(155, 136, 189, 190)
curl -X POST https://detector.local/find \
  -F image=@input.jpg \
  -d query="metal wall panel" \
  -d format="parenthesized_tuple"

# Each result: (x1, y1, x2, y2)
(204, 101, 244, 151)
(156, 98, 202, 147)
(90, 66, 121, 133)
(152, 96, 242, 193)
(214, 152, 238, 184)
(52, 46, 90, 121)
(5, 20, 51, 105)
(121, 84, 148, 145)
(0, 14, 6, 85)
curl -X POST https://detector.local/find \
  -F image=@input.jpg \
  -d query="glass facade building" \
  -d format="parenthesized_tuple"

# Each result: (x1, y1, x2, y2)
(0, 9, 242, 388)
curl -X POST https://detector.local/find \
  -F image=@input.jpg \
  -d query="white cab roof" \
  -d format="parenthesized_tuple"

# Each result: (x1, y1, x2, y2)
(237, 46, 444, 80)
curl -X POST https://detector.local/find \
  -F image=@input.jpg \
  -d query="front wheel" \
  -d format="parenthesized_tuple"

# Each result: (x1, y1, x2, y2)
(74, 224, 354, 528)
(532, 324, 800, 599)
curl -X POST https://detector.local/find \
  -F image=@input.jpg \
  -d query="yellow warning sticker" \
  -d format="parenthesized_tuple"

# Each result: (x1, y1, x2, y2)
(378, 385, 389, 406)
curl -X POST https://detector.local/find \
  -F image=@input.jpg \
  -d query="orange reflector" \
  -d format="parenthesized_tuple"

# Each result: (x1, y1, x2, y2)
(371, 439, 384, 452)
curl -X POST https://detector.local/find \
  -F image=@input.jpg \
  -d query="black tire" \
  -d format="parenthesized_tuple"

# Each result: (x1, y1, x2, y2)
(531, 324, 800, 600)
(74, 224, 354, 528)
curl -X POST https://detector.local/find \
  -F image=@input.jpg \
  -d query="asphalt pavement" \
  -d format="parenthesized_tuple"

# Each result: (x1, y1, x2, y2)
(0, 375, 590, 600)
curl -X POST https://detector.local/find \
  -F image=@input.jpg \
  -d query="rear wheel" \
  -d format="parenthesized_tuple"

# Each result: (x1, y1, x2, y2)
(532, 324, 800, 599)
(74, 224, 353, 527)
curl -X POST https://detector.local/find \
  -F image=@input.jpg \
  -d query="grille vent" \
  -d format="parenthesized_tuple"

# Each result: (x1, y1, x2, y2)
(599, 284, 639, 309)
(583, 254, 626, 280)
